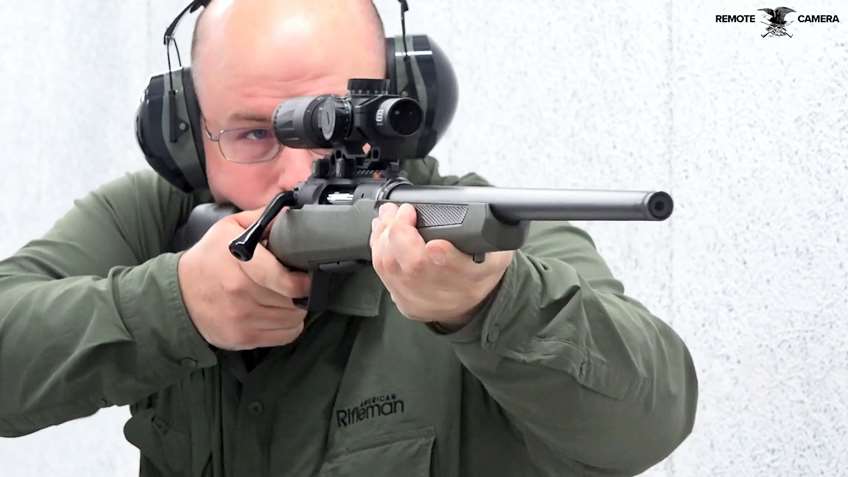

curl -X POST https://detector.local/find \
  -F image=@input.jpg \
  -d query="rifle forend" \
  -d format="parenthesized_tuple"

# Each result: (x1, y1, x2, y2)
(267, 184, 672, 273)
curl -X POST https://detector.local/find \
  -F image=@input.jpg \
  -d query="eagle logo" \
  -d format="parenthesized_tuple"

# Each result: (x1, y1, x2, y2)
(759, 7, 796, 37)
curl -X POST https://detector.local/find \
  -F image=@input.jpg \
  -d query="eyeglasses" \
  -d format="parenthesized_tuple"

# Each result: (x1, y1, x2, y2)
(202, 117, 282, 164)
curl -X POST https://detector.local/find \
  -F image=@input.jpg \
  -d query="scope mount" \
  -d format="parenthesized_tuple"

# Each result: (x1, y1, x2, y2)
(309, 144, 403, 181)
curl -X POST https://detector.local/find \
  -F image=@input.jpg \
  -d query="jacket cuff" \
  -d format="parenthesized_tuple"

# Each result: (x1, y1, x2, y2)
(426, 251, 529, 346)
(116, 252, 217, 380)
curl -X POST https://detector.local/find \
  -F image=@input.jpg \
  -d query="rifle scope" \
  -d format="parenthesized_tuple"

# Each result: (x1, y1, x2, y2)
(272, 79, 423, 150)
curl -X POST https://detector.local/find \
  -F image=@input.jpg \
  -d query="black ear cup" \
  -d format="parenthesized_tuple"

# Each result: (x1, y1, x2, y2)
(385, 35, 458, 159)
(180, 67, 206, 180)
(136, 67, 206, 192)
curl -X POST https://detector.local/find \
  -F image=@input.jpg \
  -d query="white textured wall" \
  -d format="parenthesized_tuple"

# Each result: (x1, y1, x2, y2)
(0, 1, 846, 475)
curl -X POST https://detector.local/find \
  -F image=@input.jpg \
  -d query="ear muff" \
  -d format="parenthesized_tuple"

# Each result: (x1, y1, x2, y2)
(385, 35, 458, 159)
(137, 24, 458, 191)
(136, 67, 206, 192)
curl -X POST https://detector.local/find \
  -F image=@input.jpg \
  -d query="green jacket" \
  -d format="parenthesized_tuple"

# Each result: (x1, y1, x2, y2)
(0, 158, 697, 476)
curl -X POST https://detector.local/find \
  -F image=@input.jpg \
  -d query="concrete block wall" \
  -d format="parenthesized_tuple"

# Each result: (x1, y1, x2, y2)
(0, 1, 845, 475)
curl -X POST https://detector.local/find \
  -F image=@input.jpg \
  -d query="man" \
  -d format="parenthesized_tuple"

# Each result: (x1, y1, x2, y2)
(0, 0, 697, 475)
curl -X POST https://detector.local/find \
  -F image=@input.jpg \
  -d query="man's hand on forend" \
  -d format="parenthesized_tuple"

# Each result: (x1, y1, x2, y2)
(370, 203, 513, 330)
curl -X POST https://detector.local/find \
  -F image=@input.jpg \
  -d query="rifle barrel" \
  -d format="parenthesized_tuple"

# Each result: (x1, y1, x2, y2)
(386, 186, 673, 222)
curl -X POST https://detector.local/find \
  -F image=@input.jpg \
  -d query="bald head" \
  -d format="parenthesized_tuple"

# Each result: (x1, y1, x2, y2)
(190, 0, 385, 87)
(189, 0, 390, 209)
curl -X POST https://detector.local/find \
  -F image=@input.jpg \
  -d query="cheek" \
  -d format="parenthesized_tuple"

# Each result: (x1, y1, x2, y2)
(205, 147, 319, 210)
(279, 150, 319, 186)
(206, 155, 278, 210)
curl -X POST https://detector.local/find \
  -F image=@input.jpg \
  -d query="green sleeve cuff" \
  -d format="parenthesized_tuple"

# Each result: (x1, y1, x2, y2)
(426, 251, 529, 347)
(163, 251, 218, 368)
(116, 252, 217, 381)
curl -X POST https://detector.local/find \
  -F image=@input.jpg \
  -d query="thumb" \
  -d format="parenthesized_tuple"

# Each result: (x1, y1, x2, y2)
(229, 207, 265, 229)
(425, 239, 471, 266)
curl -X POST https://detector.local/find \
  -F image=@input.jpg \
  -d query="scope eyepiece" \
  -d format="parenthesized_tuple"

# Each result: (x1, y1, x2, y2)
(375, 97, 422, 136)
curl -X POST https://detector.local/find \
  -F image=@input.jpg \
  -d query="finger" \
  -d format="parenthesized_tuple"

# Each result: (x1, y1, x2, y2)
(385, 217, 427, 273)
(378, 202, 399, 219)
(369, 216, 387, 251)
(246, 305, 308, 330)
(246, 321, 305, 348)
(380, 213, 423, 274)
(395, 203, 418, 227)
(243, 281, 300, 308)
(231, 205, 289, 244)
(229, 207, 265, 229)
(239, 244, 311, 298)
(371, 221, 400, 276)
(375, 230, 402, 276)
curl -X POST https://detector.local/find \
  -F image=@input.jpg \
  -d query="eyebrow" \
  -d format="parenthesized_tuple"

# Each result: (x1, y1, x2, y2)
(225, 111, 271, 125)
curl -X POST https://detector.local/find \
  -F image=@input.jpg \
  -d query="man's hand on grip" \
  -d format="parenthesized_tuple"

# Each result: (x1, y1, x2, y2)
(177, 208, 311, 350)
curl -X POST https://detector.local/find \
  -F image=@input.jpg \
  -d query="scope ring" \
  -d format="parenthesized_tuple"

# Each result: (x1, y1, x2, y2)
(374, 176, 412, 204)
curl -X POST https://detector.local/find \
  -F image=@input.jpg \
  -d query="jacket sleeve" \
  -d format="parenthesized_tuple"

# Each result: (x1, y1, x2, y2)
(417, 158, 698, 475)
(0, 170, 218, 437)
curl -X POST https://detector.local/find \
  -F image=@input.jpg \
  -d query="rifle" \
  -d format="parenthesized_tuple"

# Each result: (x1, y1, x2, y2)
(173, 79, 674, 311)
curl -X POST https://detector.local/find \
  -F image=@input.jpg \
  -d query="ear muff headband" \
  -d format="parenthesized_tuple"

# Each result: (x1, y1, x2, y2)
(162, 68, 206, 190)
(137, 1, 458, 192)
